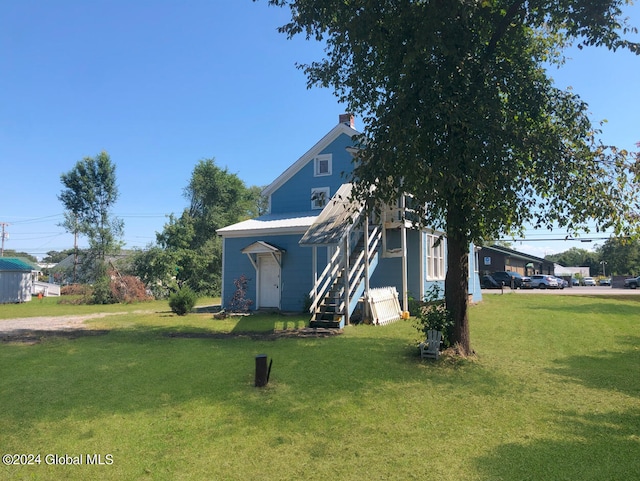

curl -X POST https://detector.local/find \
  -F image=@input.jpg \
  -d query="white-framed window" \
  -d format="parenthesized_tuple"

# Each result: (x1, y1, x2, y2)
(426, 234, 446, 280)
(311, 187, 330, 210)
(314, 154, 332, 177)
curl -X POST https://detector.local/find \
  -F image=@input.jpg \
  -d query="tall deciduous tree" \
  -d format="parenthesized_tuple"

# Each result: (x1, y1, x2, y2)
(59, 151, 123, 300)
(598, 238, 640, 275)
(133, 158, 263, 297)
(266, 0, 640, 354)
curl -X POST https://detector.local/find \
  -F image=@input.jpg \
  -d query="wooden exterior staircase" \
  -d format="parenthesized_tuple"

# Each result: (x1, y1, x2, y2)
(307, 225, 381, 328)
(300, 183, 411, 328)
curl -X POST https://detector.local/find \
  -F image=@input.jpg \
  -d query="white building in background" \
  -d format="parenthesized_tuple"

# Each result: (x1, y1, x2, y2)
(0, 258, 34, 303)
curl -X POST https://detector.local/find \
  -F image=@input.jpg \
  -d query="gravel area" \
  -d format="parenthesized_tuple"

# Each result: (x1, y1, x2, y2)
(0, 312, 132, 343)
(0, 312, 129, 335)
(0, 311, 341, 343)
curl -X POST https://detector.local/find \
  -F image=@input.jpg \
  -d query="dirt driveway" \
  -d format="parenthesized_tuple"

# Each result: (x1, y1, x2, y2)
(0, 312, 132, 343)
(0, 310, 340, 343)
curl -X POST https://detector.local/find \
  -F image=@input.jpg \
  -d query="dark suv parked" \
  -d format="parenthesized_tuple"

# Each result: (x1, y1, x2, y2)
(491, 271, 525, 289)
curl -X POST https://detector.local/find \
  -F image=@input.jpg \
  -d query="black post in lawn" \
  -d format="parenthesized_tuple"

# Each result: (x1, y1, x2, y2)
(255, 354, 272, 387)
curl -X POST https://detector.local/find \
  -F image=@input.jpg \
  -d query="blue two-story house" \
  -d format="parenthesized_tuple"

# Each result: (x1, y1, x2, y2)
(217, 115, 482, 326)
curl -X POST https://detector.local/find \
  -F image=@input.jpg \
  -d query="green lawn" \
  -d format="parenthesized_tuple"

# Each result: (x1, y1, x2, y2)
(0, 294, 638, 480)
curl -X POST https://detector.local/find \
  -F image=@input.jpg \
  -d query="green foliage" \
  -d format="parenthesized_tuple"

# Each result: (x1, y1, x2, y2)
(413, 284, 453, 348)
(168, 285, 198, 316)
(58, 151, 123, 283)
(132, 158, 263, 297)
(2, 295, 639, 479)
(90, 261, 114, 305)
(1, 250, 38, 263)
(42, 249, 75, 264)
(598, 237, 640, 275)
(228, 275, 253, 313)
(548, 239, 640, 276)
(545, 247, 601, 272)
(268, 0, 640, 354)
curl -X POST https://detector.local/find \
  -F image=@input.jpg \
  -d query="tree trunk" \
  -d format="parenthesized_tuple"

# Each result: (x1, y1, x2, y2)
(445, 233, 472, 355)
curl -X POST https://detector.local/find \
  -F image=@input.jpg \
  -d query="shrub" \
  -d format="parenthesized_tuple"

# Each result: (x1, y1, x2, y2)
(228, 275, 253, 313)
(413, 284, 454, 348)
(407, 294, 421, 317)
(169, 286, 198, 316)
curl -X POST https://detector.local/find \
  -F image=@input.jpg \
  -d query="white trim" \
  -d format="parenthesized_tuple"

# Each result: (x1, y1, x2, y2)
(219, 225, 310, 238)
(262, 123, 358, 199)
(221, 237, 226, 307)
(420, 233, 425, 299)
(426, 233, 446, 280)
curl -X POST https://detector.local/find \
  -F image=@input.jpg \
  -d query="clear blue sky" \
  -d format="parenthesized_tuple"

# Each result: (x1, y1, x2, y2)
(1, 1, 639, 260)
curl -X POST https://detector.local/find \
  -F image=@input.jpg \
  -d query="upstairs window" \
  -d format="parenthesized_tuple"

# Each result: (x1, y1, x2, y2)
(314, 154, 332, 177)
(311, 187, 330, 210)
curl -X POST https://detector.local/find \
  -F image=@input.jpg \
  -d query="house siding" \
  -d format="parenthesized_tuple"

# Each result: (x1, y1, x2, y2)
(222, 235, 328, 312)
(369, 229, 424, 301)
(269, 133, 355, 215)
(469, 243, 482, 302)
(219, 118, 482, 317)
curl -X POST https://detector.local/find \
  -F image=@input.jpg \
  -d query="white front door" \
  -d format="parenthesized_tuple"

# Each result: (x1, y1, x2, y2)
(258, 254, 280, 308)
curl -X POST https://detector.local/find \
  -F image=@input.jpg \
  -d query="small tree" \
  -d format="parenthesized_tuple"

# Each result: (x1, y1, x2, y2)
(59, 151, 123, 303)
(169, 285, 198, 316)
(413, 284, 454, 348)
(228, 275, 253, 313)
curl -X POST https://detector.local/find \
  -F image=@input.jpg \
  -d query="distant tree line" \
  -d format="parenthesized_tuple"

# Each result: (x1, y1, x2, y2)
(545, 239, 640, 277)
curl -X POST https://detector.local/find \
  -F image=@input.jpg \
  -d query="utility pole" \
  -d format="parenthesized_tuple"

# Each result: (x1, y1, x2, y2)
(0, 222, 8, 257)
(600, 260, 607, 277)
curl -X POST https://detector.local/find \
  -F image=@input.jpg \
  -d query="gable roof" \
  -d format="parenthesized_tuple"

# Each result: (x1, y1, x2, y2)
(0, 258, 35, 272)
(262, 122, 359, 198)
(241, 241, 285, 255)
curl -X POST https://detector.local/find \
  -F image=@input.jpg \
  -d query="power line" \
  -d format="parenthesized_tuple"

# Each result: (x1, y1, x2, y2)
(494, 236, 614, 242)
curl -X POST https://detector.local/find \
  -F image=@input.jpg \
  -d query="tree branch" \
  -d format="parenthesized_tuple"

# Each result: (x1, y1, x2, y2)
(486, 0, 526, 57)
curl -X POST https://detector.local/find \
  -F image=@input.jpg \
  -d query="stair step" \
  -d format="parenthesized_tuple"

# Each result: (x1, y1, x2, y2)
(310, 318, 342, 329)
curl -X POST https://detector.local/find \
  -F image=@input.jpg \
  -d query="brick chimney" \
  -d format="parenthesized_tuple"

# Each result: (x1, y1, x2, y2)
(339, 113, 355, 129)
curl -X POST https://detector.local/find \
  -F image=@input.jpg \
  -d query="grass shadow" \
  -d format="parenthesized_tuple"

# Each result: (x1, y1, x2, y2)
(0, 320, 488, 426)
(546, 336, 640, 398)
(475, 408, 640, 480)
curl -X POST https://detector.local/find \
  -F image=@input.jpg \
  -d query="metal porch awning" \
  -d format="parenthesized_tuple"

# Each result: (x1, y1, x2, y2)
(241, 241, 285, 270)
(299, 183, 364, 247)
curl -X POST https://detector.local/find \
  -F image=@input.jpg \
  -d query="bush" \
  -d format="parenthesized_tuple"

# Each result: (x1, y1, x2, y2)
(169, 286, 198, 316)
(228, 275, 253, 313)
